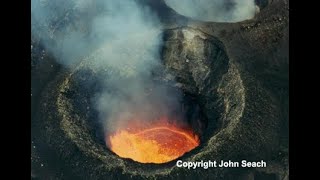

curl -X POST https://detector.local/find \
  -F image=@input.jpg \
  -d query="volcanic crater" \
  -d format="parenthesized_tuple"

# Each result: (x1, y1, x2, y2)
(35, 27, 246, 178)
(32, 0, 288, 179)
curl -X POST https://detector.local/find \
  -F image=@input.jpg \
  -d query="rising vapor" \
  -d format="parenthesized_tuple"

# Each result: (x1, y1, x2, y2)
(31, 0, 182, 134)
(164, 0, 259, 22)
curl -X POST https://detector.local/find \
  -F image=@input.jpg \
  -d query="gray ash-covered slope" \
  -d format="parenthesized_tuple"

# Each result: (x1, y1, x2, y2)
(31, 0, 288, 179)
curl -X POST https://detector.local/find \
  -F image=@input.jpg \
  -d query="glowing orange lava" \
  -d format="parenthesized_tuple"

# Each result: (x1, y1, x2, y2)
(107, 118, 200, 164)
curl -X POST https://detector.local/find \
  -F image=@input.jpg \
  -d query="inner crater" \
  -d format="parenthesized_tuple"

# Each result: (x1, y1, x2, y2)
(55, 27, 244, 172)
(62, 68, 209, 164)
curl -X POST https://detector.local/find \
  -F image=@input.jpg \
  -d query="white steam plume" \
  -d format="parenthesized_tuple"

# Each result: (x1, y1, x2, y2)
(164, 0, 259, 22)
(31, 0, 182, 134)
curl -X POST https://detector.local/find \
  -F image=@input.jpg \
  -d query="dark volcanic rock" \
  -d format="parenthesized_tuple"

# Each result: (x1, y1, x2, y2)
(31, 0, 288, 179)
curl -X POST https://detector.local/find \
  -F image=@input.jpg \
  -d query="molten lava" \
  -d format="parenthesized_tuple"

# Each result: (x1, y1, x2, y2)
(107, 118, 200, 164)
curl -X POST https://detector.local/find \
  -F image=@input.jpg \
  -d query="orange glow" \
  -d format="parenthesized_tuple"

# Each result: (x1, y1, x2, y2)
(107, 118, 200, 164)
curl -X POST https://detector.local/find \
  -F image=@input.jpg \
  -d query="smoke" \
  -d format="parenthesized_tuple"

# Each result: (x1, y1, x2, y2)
(31, 0, 162, 66)
(164, 0, 259, 22)
(31, 0, 183, 134)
